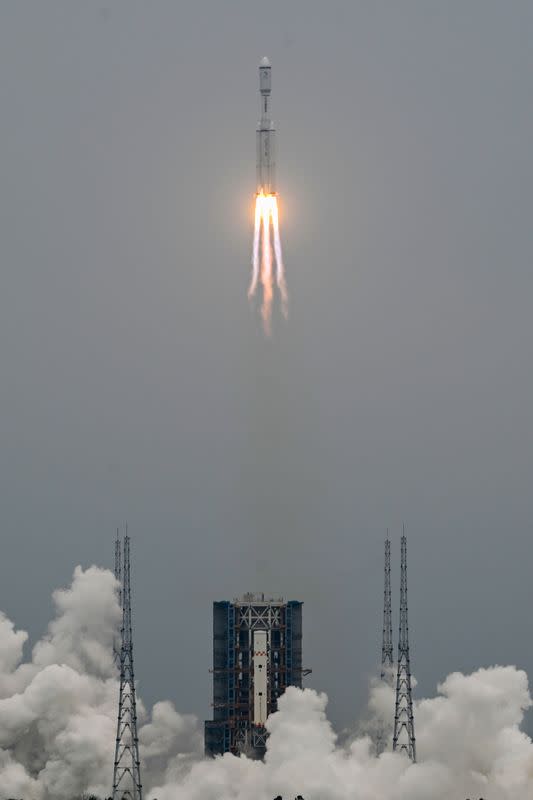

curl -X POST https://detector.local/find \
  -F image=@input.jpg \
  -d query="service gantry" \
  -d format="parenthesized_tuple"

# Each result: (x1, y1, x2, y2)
(205, 593, 311, 759)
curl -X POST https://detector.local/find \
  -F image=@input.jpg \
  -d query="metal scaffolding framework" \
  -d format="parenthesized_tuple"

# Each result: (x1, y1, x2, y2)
(205, 594, 310, 759)
(392, 530, 416, 762)
(113, 529, 123, 667)
(114, 529, 123, 604)
(376, 533, 394, 755)
(112, 535, 143, 800)
(381, 534, 393, 679)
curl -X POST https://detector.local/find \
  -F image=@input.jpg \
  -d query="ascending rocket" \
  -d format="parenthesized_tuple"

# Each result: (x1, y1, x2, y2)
(257, 56, 275, 195)
(249, 57, 287, 334)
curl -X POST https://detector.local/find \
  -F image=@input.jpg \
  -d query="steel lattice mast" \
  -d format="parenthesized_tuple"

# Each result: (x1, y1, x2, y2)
(381, 534, 393, 679)
(392, 529, 416, 762)
(376, 533, 394, 756)
(114, 529, 123, 605)
(112, 535, 143, 800)
(113, 529, 123, 667)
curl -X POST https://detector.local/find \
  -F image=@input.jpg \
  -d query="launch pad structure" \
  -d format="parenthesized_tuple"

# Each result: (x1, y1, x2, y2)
(205, 593, 311, 759)
(109, 528, 416, 777)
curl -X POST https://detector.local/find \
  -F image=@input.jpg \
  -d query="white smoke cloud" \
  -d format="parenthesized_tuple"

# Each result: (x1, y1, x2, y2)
(140, 701, 203, 788)
(0, 566, 194, 799)
(150, 671, 533, 800)
(0, 567, 120, 799)
(0, 565, 532, 800)
(32, 565, 119, 678)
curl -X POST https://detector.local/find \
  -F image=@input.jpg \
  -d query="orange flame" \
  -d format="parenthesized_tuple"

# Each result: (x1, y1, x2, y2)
(249, 191, 288, 335)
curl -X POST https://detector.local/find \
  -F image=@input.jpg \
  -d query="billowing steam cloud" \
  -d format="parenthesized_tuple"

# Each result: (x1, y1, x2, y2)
(0, 567, 200, 799)
(0, 566, 532, 799)
(151, 674, 533, 800)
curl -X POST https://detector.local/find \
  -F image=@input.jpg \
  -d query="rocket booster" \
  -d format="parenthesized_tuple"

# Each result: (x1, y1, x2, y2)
(257, 57, 275, 195)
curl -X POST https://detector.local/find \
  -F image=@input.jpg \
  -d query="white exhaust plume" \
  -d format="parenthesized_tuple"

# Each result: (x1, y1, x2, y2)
(0, 566, 200, 799)
(149, 675, 533, 800)
(0, 567, 532, 799)
(249, 191, 288, 336)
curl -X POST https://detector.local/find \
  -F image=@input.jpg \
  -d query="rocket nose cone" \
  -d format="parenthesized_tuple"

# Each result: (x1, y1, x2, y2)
(260, 56, 271, 67)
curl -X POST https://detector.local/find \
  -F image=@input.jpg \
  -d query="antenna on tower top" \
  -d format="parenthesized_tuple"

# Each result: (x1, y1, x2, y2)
(392, 527, 416, 762)
(112, 534, 143, 799)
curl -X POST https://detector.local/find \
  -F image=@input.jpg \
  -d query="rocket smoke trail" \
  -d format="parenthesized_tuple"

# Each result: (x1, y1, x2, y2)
(248, 58, 288, 335)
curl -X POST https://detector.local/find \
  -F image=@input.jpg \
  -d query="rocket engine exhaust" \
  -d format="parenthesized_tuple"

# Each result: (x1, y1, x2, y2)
(248, 58, 288, 335)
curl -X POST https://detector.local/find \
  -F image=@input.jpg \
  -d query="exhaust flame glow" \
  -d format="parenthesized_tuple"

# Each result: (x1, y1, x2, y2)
(248, 191, 288, 335)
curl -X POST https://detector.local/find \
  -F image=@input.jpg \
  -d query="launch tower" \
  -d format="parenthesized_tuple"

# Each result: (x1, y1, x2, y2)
(205, 593, 310, 759)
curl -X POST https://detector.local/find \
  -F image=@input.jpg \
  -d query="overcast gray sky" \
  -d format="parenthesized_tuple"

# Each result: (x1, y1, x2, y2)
(0, 1, 532, 734)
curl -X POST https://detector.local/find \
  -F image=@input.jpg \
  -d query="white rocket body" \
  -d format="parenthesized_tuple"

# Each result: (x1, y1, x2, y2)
(257, 57, 275, 195)
(253, 630, 268, 725)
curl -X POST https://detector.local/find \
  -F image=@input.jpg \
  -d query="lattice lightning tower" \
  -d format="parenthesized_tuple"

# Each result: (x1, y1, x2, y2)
(113, 529, 123, 667)
(392, 529, 416, 762)
(112, 535, 143, 799)
(376, 533, 394, 756)
(115, 529, 123, 605)
(381, 534, 393, 679)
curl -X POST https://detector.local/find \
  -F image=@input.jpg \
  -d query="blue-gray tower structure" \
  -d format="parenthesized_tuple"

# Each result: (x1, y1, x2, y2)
(376, 533, 394, 755)
(113, 529, 123, 667)
(380, 535, 394, 680)
(205, 594, 310, 759)
(392, 531, 416, 762)
(112, 535, 143, 799)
